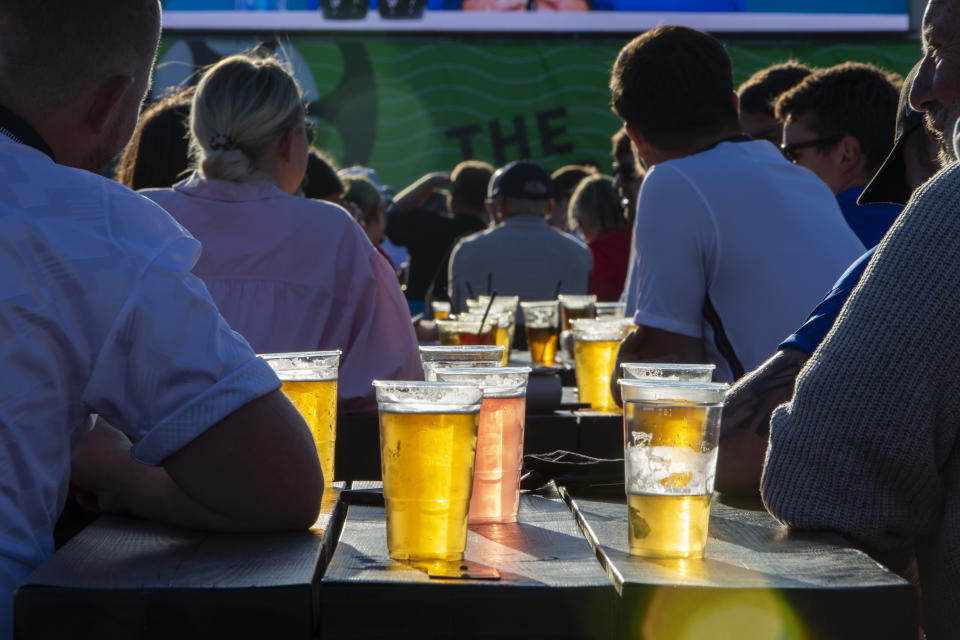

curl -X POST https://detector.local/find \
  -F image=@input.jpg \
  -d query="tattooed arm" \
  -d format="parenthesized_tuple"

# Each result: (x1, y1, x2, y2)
(714, 347, 809, 495)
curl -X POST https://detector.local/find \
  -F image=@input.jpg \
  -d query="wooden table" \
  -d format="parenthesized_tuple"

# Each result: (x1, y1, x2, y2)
(564, 490, 917, 639)
(14, 487, 346, 640)
(319, 486, 616, 640)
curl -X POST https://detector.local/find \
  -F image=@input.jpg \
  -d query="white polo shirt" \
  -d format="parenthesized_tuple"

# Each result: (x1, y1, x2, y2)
(629, 139, 865, 381)
(0, 135, 279, 637)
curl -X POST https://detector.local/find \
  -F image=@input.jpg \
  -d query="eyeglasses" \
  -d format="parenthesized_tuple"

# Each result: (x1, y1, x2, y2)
(780, 133, 845, 163)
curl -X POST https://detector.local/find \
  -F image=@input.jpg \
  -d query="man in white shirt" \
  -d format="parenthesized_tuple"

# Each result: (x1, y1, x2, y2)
(447, 160, 593, 311)
(0, 3, 321, 636)
(610, 26, 864, 383)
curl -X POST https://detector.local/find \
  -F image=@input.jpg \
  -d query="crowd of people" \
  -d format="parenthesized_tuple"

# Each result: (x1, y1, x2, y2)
(2, 0, 960, 637)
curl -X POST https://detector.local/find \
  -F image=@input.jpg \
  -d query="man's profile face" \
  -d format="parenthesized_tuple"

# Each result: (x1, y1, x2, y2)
(911, 0, 960, 161)
(781, 113, 845, 194)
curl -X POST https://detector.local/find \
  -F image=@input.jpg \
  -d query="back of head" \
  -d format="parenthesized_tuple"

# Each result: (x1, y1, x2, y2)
(302, 147, 342, 201)
(490, 160, 552, 218)
(114, 86, 194, 190)
(775, 62, 901, 177)
(343, 175, 382, 223)
(738, 62, 812, 118)
(0, 1, 161, 118)
(569, 175, 626, 237)
(450, 160, 495, 213)
(552, 165, 596, 202)
(190, 53, 303, 183)
(610, 26, 739, 152)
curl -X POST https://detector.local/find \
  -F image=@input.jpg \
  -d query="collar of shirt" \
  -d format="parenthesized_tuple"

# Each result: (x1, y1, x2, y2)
(500, 214, 550, 229)
(174, 171, 287, 203)
(836, 186, 866, 206)
(0, 103, 56, 161)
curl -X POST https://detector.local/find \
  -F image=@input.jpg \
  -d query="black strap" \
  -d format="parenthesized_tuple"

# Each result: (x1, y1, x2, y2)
(0, 103, 55, 161)
(703, 293, 744, 380)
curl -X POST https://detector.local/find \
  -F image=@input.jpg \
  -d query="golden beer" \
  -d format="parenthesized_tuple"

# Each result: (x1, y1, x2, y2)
(494, 326, 511, 365)
(280, 378, 338, 488)
(573, 339, 620, 412)
(379, 411, 479, 562)
(526, 326, 558, 366)
(627, 493, 712, 558)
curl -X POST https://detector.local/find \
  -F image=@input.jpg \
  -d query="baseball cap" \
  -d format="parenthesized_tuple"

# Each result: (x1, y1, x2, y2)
(488, 160, 552, 200)
(858, 61, 924, 206)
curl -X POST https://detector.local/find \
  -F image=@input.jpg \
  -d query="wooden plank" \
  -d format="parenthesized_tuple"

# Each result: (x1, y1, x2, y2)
(562, 490, 918, 639)
(14, 486, 346, 640)
(320, 490, 616, 639)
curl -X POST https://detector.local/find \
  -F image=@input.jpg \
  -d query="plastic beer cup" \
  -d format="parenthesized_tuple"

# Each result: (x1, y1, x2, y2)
(431, 300, 452, 320)
(571, 318, 632, 413)
(520, 300, 559, 367)
(618, 379, 729, 558)
(436, 318, 495, 346)
(373, 381, 483, 563)
(434, 367, 531, 524)
(558, 294, 597, 331)
(419, 345, 504, 381)
(621, 362, 716, 382)
(595, 301, 627, 317)
(261, 350, 340, 488)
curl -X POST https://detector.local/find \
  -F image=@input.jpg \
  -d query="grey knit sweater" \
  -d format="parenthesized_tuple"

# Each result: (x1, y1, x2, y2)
(763, 162, 960, 639)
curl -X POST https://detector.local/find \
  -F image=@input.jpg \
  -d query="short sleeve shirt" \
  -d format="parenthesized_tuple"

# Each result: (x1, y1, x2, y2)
(0, 136, 279, 635)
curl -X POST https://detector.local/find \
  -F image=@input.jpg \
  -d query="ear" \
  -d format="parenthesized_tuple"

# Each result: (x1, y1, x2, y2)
(731, 91, 740, 115)
(836, 135, 862, 171)
(85, 74, 135, 135)
(277, 126, 296, 161)
(625, 124, 654, 167)
(544, 199, 554, 217)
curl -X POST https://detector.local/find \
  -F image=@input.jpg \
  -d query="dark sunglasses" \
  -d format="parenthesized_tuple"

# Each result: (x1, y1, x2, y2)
(780, 133, 845, 163)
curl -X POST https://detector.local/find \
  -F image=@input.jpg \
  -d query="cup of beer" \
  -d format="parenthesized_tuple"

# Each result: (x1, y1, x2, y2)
(519, 300, 559, 367)
(431, 300, 452, 320)
(419, 345, 505, 381)
(260, 350, 341, 488)
(621, 362, 716, 382)
(434, 367, 531, 524)
(618, 379, 729, 558)
(373, 381, 483, 563)
(571, 318, 633, 413)
(595, 301, 627, 317)
(558, 294, 597, 331)
(436, 318, 495, 346)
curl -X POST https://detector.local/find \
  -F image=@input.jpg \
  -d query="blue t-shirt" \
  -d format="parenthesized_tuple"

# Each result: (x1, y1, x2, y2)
(779, 247, 876, 354)
(837, 186, 902, 249)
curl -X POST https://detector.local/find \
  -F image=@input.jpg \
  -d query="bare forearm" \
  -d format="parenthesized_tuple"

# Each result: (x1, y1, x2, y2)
(715, 348, 808, 495)
(390, 172, 450, 213)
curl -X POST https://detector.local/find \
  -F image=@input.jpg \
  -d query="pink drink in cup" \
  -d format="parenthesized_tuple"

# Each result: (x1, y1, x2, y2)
(434, 366, 531, 524)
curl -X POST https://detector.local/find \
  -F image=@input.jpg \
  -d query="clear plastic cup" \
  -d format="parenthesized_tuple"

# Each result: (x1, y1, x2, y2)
(419, 345, 505, 381)
(621, 362, 716, 382)
(520, 301, 559, 367)
(433, 367, 531, 524)
(595, 301, 627, 317)
(436, 318, 496, 347)
(261, 350, 341, 488)
(570, 319, 630, 413)
(373, 381, 483, 564)
(431, 300, 452, 320)
(558, 294, 597, 331)
(618, 379, 729, 558)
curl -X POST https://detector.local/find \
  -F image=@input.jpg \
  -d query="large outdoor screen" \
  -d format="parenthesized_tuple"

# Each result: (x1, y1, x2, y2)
(162, 0, 910, 33)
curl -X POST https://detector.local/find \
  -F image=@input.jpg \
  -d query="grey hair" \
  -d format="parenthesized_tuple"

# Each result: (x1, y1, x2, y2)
(569, 175, 626, 236)
(189, 53, 303, 183)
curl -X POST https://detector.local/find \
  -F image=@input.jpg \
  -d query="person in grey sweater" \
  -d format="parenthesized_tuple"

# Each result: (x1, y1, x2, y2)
(762, 3, 960, 635)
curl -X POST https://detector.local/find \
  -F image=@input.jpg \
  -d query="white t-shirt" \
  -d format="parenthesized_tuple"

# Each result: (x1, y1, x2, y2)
(629, 139, 865, 381)
(0, 137, 280, 637)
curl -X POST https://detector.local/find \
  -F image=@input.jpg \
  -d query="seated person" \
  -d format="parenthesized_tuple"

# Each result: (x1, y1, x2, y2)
(549, 164, 596, 234)
(113, 85, 194, 189)
(568, 175, 632, 302)
(447, 160, 593, 311)
(0, 2, 321, 636)
(736, 61, 811, 145)
(140, 52, 422, 413)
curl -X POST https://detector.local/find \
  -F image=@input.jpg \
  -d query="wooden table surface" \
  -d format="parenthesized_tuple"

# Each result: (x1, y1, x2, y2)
(319, 485, 615, 640)
(563, 490, 917, 639)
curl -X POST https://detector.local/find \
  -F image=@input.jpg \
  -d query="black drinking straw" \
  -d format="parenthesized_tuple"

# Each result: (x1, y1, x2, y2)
(554, 280, 562, 299)
(479, 291, 497, 335)
(486, 273, 493, 295)
(465, 281, 475, 301)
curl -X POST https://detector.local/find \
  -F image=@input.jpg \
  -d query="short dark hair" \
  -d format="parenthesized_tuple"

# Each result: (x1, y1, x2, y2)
(450, 160, 494, 213)
(302, 147, 343, 201)
(0, 0, 161, 116)
(738, 62, 812, 117)
(114, 86, 194, 190)
(775, 62, 901, 177)
(610, 26, 739, 151)
(551, 165, 597, 202)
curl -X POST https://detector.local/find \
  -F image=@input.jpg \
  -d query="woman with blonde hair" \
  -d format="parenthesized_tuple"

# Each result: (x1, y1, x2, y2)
(568, 174, 632, 302)
(141, 52, 421, 412)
